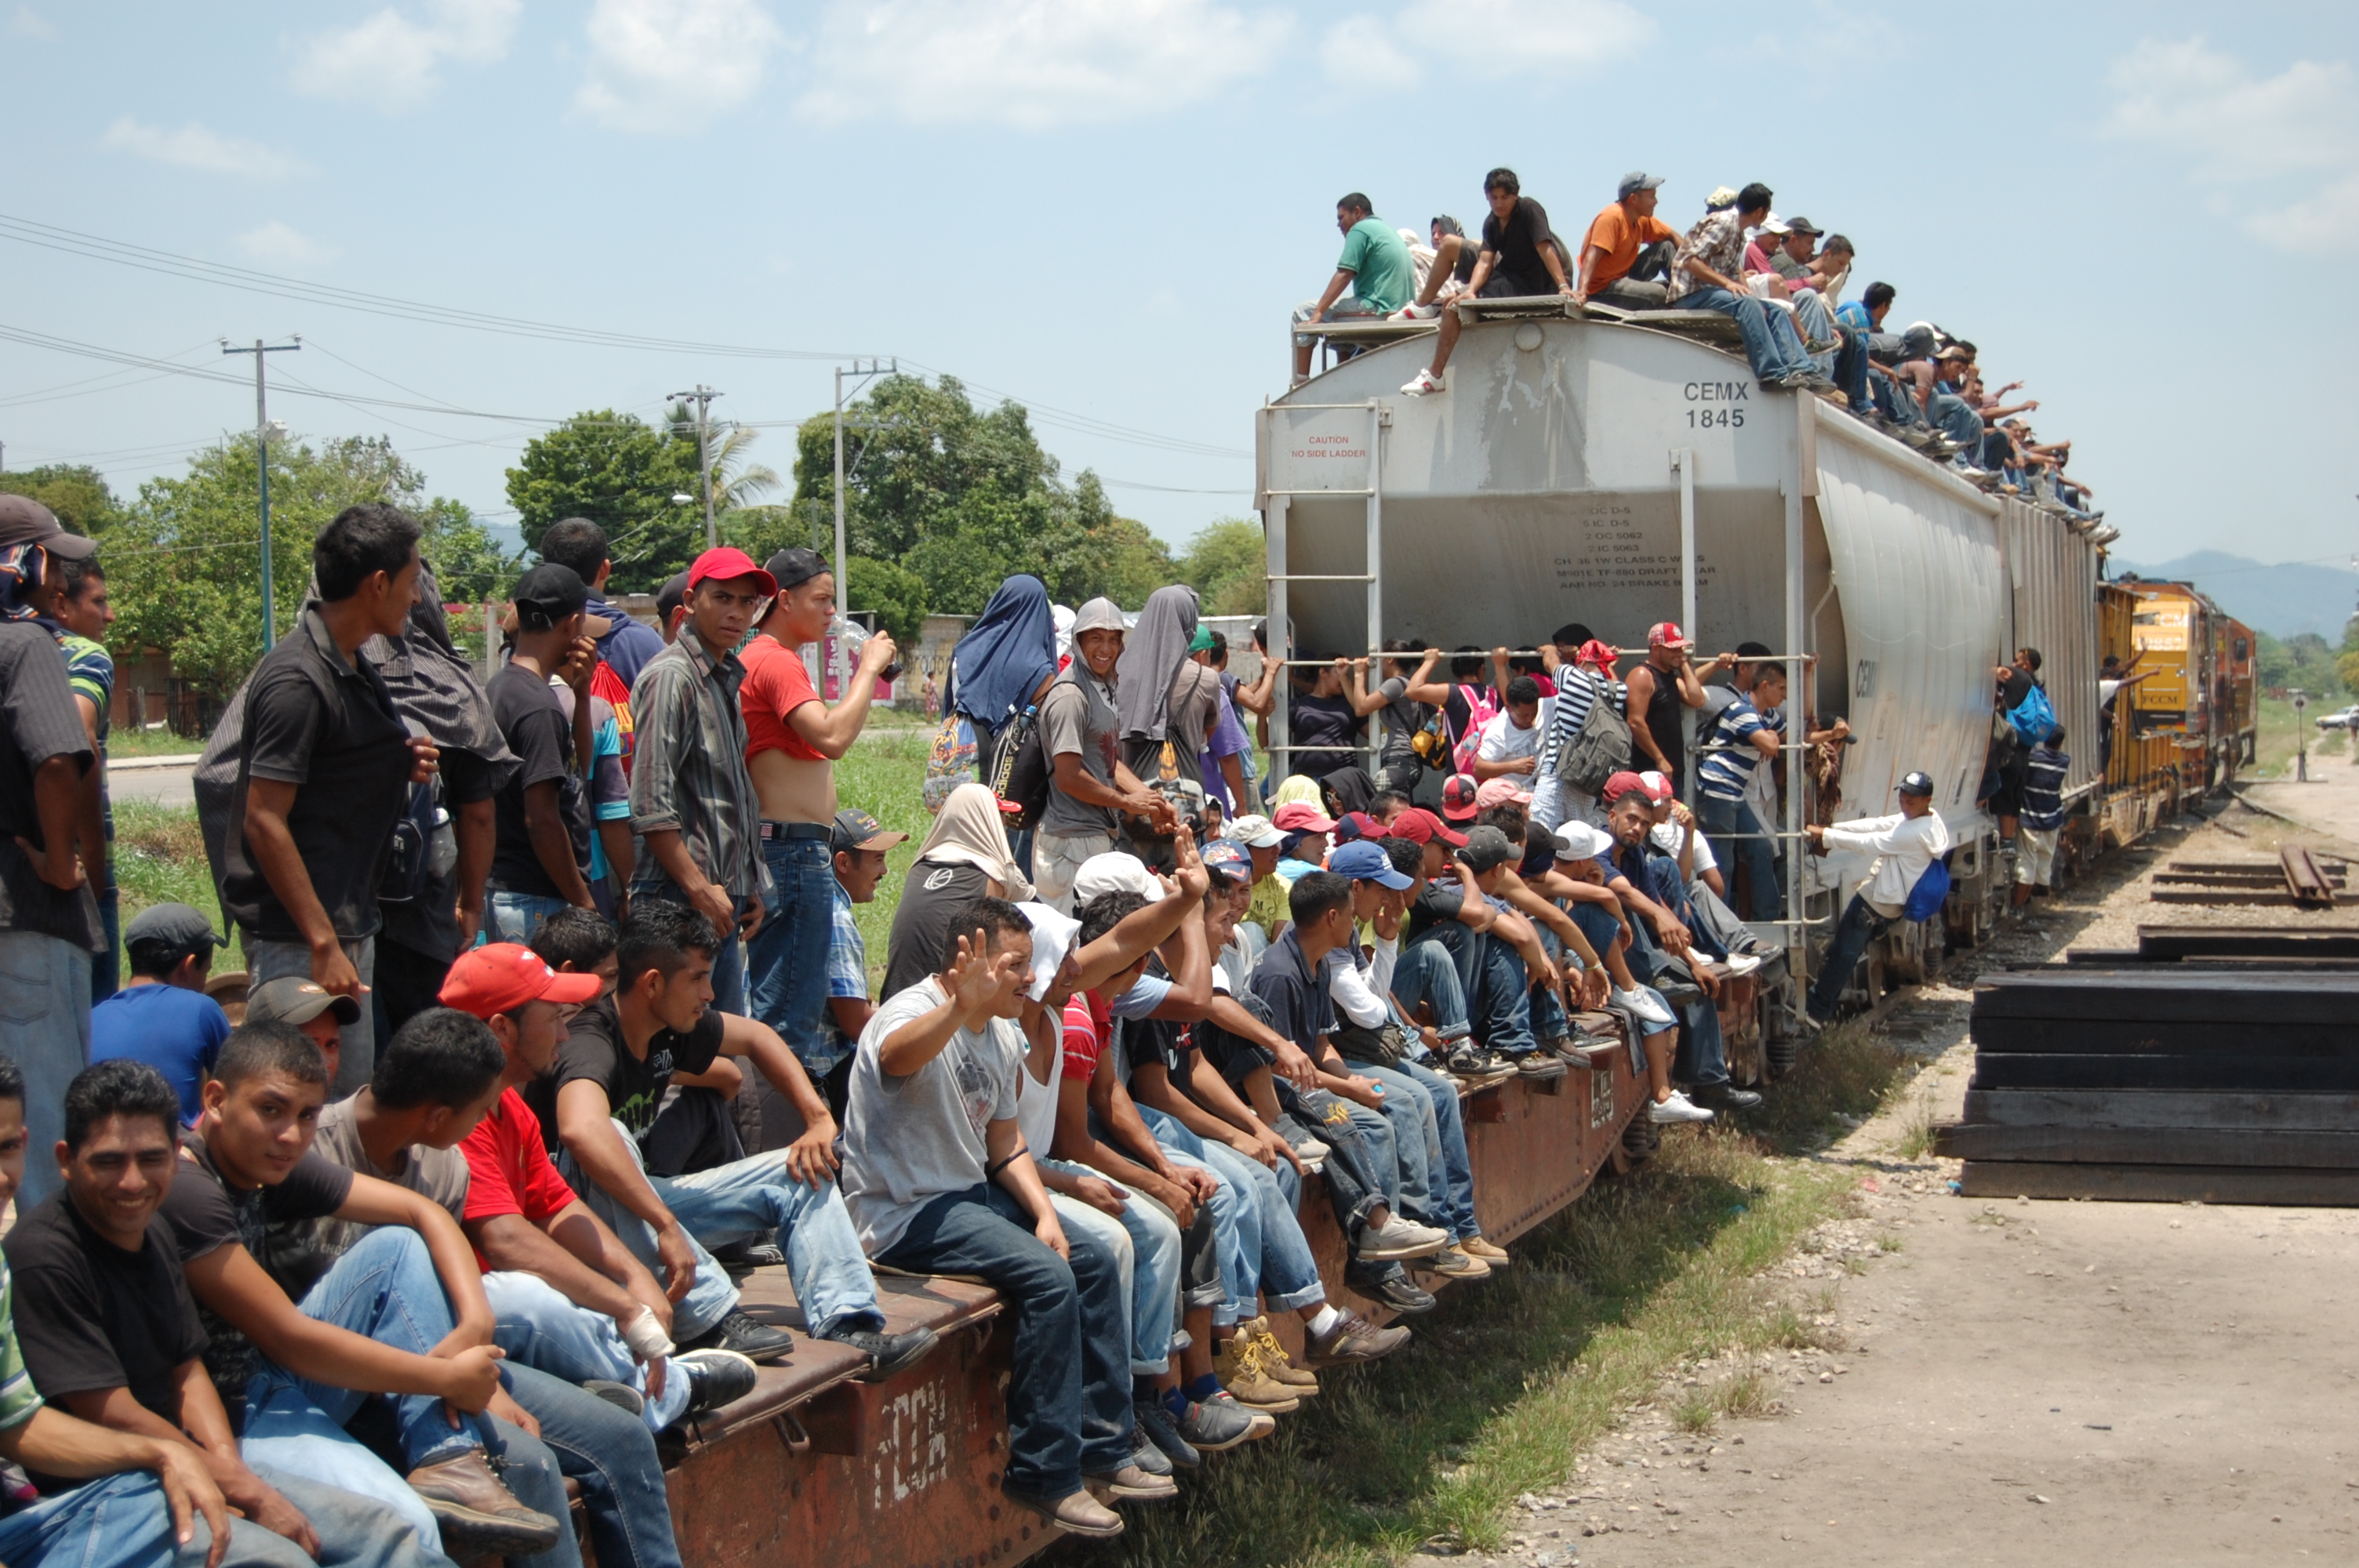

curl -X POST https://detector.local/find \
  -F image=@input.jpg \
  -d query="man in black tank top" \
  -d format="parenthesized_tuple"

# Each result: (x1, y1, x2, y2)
(1623, 623, 1708, 793)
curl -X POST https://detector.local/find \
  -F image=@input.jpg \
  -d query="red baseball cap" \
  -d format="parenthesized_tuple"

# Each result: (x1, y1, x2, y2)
(1637, 770, 1675, 804)
(1576, 638, 1619, 670)
(1601, 770, 1649, 804)
(1647, 622, 1691, 648)
(1390, 807, 1467, 848)
(439, 943, 602, 1018)
(1333, 810, 1386, 842)
(1271, 800, 1338, 834)
(1440, 773, 1480, 822)
(685, 546, 778, 597)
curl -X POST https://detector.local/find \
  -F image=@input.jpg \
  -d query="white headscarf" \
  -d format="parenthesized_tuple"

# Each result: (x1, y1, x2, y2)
(1017, 901, 1079, 1002)
(915, 782, 1035, 902)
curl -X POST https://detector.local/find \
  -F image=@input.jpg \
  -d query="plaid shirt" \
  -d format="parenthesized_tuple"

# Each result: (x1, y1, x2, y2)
(627, 635, 769, 905)
(1669, 209, 1744, 302)
(812, 877, 868, 1078)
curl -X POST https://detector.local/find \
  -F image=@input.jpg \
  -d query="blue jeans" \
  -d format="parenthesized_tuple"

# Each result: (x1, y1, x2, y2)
(1386, 1058, 1478, 1241)
(1696, 793, 1782, 921)
(877, 1183, 1132, 1498)
(565, 1123, 883, 1341)
(0, 1468, 341, 1568)
(1678, 285, 1813, 381)
(241, 1231, 540, 1546)
(1928, 390, 1984, 456)
(0, 929, 90, 1214)
(1673, 993, 1731, 1089)
(1389, 941, 1471, 1044)
(1042, 1156, 1183, 1376)
(628, 876, 746, 1014)
(1808, 895, 1893, 1020)
(483, 1271, 690, 1432)
(500, 1361, 684, 1568)
(486, 890, 572, 947)
(253, 1472, 455, 1568)
(1409, 925, 1539, 1057)
(746, 833, 834, 1075)
(1345, 1062, 1441, 1229)
(1138, 1108, 1327, 1327)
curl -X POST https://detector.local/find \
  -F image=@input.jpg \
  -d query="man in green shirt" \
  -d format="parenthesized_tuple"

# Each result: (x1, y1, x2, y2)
(1291, 193, 1415, 384)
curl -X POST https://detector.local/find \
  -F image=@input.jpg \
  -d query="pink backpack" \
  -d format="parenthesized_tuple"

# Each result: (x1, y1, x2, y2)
(1448, 683, 1499, 775)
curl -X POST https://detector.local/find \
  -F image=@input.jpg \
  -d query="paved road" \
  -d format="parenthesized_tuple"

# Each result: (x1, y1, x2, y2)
(109, 761, 197, 809)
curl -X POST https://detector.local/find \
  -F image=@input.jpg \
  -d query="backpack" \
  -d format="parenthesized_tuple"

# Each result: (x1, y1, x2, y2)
(589, 660, 636, 777)
(921, 711, 980, 815)
(1554, 671, 1633, 795)
(1448, 683, 1500, 774)
(1408, 704, 1450, 771)
(377, 718, 454, 906)
(2005, 682, 2057, 747)
(1903, 854, 1953, 923)
(987, 705, 1053, 829)
(1697, 683, 1743, 725)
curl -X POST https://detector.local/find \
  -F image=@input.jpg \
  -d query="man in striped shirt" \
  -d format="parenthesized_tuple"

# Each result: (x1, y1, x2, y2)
(1528, 633, 1627, 834)
(2013, 727, 2069, 909)
(1695, 664, 1787, 921)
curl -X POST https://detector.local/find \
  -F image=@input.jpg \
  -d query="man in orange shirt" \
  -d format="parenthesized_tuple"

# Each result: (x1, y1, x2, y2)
(739, 546, 899, 1076)
(1576, 172, 1680, 309)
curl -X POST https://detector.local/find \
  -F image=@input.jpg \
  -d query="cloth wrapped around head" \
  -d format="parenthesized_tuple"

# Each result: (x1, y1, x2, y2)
(915, 782, 1035, 902)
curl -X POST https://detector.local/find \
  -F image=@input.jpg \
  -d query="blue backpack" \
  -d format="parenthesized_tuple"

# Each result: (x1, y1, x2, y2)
(1903, 854, 1953, 923)
(2005, 683, 2056, 747)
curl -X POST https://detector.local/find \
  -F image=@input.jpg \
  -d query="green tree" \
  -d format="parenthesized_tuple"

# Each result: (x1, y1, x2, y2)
(1179, 516, 1267, 617)
(0, 463, 122, 536)
(789, 374, 1175, 615)
(506, 412, 700, 592)
(848, 556, 927, 648)
(103, 434, 507, 702)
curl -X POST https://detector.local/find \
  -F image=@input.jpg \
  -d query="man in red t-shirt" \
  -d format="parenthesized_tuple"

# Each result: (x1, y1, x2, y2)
(739, 547, 900, 1080)
(439, 942, 758, 1432)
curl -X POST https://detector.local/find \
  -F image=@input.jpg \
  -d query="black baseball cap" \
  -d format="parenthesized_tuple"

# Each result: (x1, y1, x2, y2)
(655, 571, 690, 621)
(1455, 824, 1518, 873)
(1898, 771, 1936, 797)
(0, 494, 98, 560)
(765, 548, 829, 593)
(512, 563, 590, 630)
(122, 902, 226, 956)
(831, 807, 908, 855)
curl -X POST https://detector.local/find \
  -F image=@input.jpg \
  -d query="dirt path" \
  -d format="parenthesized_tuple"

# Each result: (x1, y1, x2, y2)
(1457, 782, 2359, 1568)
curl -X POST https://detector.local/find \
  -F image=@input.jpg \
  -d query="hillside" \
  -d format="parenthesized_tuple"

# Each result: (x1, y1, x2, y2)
(2112, 551, 2357, 641)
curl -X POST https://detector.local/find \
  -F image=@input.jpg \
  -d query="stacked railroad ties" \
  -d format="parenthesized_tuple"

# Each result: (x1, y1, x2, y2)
(1939, 909, 2359, 1206)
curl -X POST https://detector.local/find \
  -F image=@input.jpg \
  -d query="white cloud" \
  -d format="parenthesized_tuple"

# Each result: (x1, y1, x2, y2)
(2105, 37, 2359, 248)
(234, 222, 340, 269)
(100, 118, 307, 180)
(1394, 0, 1652, 77)
(12, 6, 55, 38)
(290, 0, 519, 110)
(575, 0, 785, 132)
(796, 0, 1292, 129)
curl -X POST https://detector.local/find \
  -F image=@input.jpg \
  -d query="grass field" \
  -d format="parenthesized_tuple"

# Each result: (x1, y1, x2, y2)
(2252, 695, 2349, 779)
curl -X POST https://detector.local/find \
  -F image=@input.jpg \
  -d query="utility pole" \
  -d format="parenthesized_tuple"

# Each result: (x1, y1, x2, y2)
(669, 386, 721, 550)
(222, 338, 301, 649)
(833, 358, 893, 696)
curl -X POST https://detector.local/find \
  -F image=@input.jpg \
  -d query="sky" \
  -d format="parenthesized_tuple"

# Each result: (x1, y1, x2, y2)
(2, 0, 2355, 570)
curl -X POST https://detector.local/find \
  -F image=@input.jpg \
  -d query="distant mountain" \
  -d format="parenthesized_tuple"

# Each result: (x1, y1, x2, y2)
(2110, 550, 2359, 641)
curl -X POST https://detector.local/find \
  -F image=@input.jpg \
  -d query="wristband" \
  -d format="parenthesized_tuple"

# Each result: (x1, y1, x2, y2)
(623, 1307, 674, 1363)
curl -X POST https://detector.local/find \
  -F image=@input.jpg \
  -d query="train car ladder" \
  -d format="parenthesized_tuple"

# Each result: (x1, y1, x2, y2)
(1258, 397, 1387, 784)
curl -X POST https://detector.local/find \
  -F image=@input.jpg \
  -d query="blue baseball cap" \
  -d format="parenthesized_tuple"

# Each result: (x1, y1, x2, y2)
(1329, 839, 1412, 890)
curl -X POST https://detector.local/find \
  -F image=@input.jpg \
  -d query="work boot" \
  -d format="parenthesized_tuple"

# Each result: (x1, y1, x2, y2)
(1460, 1234, 1511, 1269)
(1428, 1243, 1491, 1280)
(1003, 1484, 1122, 1539)
(1084, 1463, 1177, 1502)
(1212, 1334, 1299, 1414)
(1306, 1310, 1412, 1365)
(405, 1453, 563, 1557)
(1245, 1316, 1320, 1395)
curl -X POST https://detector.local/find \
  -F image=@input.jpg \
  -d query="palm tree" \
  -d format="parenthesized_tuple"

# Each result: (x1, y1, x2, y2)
(665, 401, 783, 514)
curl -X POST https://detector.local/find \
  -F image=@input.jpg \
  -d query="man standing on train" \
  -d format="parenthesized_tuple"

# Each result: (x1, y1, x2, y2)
(1801, 771, 1952, 1023)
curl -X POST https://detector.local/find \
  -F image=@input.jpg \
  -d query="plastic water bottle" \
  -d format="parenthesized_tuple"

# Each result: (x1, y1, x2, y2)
(831, 615, 902, 684)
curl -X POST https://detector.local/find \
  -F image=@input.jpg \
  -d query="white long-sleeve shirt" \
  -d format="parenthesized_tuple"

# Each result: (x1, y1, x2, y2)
(1323, 933, 1399, 1029)
(1821, 809, 1953, 916)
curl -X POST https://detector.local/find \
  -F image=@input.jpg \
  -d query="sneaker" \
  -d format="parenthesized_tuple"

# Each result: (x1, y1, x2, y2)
(1693, 1082, 1765, 1112)
(1134, 1398, 1201, 1468)
(1129, 1427, 1173, 1478)
(1307, 1310, 1412, 1364)
(1290, 1139, 1329, 1174)
(1173, 1392, 1265, 1453)
(1375, 1273, 1438, 1315)
(1460, 1235, 1511, 1268)
(1355, 1214, 1448, 1261)
(674, 1348, 759, 1417)
(1212, 1334, 1300, 1414)
(1717, 952, 1764, 978)
(1085, 1463, 1176, 1502)
(583, 1379, 643, 1417)
(711, 1236, 785, 1269)
(1429, 1243, 1492, 1280)
(1003, 1484, 1123, 1539)
(1611, 985, 1676, 1028)
(1446, 1042, 1516, 1086)
(1387, 302, 1441, 321)
(1246, 1316, 1321, 1395)
(820, 1324, 940, 1383)
(1648, 1090, 1716, 1125)
(1201, 1390, 1278, 1441)
(1513, 1051, 1568, 1080)
(405, 1454, 564, 1557)
(681, 1309, 794, 1365)
(1401, 368, 1446, 396)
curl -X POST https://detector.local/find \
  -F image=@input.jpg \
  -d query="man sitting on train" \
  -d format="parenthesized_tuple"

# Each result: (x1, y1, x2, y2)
(1660, 182, 1833, 395)
(1576, 171, 1680, 308)
(1292, 193, 1417, 387)
(1401, 167, 1577, 397)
